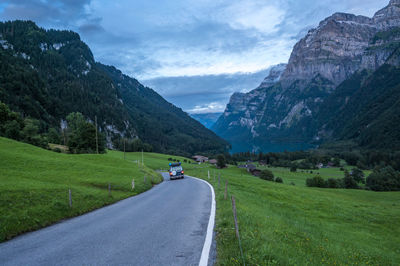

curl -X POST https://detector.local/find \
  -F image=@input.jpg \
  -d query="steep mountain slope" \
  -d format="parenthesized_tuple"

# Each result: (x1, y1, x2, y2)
(214, 0, 400, 152)
(316, 47, 400, 149)
(0, 20, 228, 155)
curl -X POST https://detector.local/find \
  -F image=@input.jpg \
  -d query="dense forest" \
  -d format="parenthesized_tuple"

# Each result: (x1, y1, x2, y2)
(0, 20, 228, 156)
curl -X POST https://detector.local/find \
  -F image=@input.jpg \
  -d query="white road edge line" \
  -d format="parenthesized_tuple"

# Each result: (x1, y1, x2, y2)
(190, 176, 216, 266)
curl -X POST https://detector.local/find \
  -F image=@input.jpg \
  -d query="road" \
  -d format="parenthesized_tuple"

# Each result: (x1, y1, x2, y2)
(0, 173, 215, 266)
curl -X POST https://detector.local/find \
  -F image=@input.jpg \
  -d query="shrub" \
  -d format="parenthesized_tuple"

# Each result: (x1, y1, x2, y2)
(366, 166, 400, 191)
(217, 154, 227, 168)
(275, 177, 283, 183)
(53, 148, 62, 153)
(343, 170, 358, 189)
(260, 169, 274, 181)
(306, 176, 327, 188)
(351, 168, 365, 184)
(290, 182, 296, 186)
(290, 165, 297, 172)
(327, 178, 340, 188)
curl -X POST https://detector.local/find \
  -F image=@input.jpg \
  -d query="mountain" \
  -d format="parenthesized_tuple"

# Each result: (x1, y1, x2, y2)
(190, 112, 222, 129)
(213, 0, 400, 152)
(0, 20, 229, 156)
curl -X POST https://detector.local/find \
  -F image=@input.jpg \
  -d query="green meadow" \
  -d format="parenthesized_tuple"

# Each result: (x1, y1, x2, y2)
(105, 151, 400, 265)
(1, 138, 399, 265)
(0, 137, 162, 242)
(187, 166, 400, 265)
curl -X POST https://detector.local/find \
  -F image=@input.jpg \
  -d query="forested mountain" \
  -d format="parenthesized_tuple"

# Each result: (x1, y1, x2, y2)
(213, 0, 400, 152)
(0, 20, 228, 156)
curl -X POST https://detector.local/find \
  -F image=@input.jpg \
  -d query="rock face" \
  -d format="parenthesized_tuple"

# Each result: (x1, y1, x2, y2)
(281, 13, 377, 91)
(213, 0, 400, 152)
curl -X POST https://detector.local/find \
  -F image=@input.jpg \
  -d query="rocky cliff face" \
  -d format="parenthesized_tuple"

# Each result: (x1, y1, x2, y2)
(213, 0, 400, 152)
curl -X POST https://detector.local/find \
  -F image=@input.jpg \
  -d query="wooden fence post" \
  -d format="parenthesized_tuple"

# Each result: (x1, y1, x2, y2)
(231, 195, 245, 265)
(224, 180, 228, 200)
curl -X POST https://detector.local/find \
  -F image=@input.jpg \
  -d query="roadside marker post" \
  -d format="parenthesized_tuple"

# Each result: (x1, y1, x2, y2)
(68, 188, 72, 208)
(208, 170, 210, 180)
(132, 178, 135, 190)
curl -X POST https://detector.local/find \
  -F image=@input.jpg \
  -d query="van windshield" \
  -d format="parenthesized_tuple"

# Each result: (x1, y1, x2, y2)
(170, 166, 182, 171)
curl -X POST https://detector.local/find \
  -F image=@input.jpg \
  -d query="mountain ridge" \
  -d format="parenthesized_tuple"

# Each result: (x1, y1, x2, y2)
(213, 0, 400, 152)
(0, 20, 228, 156)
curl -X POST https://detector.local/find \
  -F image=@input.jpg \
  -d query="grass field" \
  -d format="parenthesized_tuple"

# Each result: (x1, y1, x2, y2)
(0, 137, 162, 242)
(186, 166, 400, 265)
(103, 151, 400, 264)
(2, 139, 399, 265)
(255, 165, 371, 187)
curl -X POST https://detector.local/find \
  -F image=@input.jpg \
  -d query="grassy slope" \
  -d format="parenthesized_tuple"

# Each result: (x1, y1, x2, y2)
(122, 152, 399, 265)
(256, 165, 371, 187)
(0, 137, 162, 242)
(2, 142, 399, 264)
(187, 166, 400, 265)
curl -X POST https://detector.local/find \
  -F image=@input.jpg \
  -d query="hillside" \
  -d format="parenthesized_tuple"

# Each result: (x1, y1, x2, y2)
(0, 137, 162, 242)
(213, 0, 400, 152)
(0, 20, 228, 156)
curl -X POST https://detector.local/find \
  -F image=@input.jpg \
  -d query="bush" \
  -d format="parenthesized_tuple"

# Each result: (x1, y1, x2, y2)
(290, 182, 295, 186)
(290, 165, 297, 172)
(217, 154, 227, 168)
(306, 176, 327, 188)
(343, 170, 358, 189)
(275, 177, 283, 183)
(366, 166, 400, 191)
(327, 178, 340, 188)
(260, 169, 274, 181)
(53, 148, 62, 153)
(351, 168, 365, 184)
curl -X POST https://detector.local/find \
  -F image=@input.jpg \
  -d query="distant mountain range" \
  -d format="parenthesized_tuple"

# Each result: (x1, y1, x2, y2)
(0, 20, 228, 156)
(213, 0, 400, 152)
(190, 113, 222, 129)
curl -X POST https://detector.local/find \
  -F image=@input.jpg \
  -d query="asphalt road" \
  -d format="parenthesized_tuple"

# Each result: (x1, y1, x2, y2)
(0, 173, 215, 266)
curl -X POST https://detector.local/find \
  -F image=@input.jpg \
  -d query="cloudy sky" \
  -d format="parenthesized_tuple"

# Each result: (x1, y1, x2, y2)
(0, 0, 388, 113)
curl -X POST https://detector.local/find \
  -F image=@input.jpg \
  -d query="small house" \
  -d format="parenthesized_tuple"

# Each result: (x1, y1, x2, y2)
(209, 159, 218, 165)
(193, 155, 209, 163)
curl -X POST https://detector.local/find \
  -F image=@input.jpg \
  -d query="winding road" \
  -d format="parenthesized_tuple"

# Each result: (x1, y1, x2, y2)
(0, 173, 216, 266)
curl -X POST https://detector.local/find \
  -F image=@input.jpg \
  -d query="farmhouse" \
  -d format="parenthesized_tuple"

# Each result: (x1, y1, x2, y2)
(192, 155, 208, 163)
(209, 159, 217, 165)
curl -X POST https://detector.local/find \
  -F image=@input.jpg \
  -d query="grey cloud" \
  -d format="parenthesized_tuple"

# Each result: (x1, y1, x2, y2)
(141, 68, 271, 112)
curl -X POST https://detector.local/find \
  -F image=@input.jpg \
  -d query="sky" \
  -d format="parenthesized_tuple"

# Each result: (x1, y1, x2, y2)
(0, 0, 389, 113)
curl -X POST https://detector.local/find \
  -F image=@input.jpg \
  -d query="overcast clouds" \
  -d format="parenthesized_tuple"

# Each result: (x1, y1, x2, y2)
(0, 0, 389, 113)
